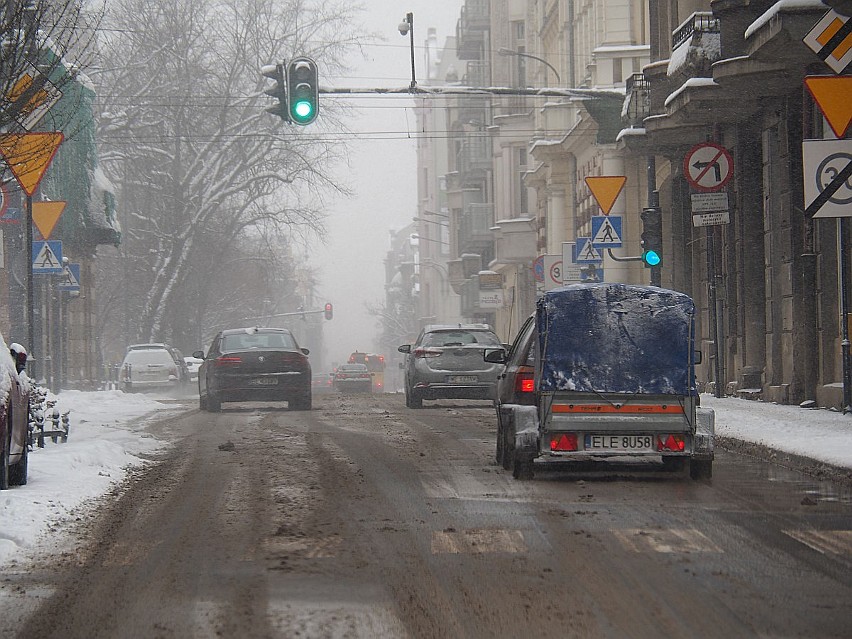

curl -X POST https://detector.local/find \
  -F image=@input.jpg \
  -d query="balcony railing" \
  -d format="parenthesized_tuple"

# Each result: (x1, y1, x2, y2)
(463, 61, 490, 87)
(672, 12, 720, 50)
(458, 203, 493, 255)
(456, 0, 490, 59)
(624, 73, 651, 125)
(457, 135, 491, 176)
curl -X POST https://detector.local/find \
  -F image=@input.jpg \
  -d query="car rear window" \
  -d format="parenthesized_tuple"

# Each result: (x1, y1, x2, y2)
(222, 332, 296, 351)
(123, 350, 174, 366)
(422, 330, 501, 347)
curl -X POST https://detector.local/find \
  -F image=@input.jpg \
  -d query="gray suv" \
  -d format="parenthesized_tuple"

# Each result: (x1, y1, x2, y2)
(398, 324, 504, 408)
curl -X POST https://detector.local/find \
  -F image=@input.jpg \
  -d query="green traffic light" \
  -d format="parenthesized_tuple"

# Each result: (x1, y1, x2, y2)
(292, 100, 313, 120)
(642, 249, 661, 267)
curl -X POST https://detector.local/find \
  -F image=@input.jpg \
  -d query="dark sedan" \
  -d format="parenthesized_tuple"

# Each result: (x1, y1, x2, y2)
(195, 327, 311, 412)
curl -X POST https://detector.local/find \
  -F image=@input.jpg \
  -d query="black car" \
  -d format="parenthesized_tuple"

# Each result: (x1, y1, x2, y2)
(195, 327, 311, 412)
(484, 313, 536, 468)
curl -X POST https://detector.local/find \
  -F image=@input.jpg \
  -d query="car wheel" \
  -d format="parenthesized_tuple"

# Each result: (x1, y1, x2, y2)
(690, 459, 713, 481)
(0, 412, 10, 490)
(495, 409, 504, 465)
(406, 386, 422, 409)
(9, 433, 27, 486)
(207, 391, 221, 412)
(290, 392, 312, 411)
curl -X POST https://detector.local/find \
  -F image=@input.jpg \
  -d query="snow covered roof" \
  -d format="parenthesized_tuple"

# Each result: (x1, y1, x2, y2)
(744, 0, 827, 39)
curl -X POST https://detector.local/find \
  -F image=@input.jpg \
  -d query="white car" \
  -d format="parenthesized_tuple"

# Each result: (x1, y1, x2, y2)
(184, 356, 203, 383)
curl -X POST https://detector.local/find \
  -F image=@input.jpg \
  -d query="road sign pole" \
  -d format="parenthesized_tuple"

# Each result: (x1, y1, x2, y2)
(839, 218, 852, 414)
(26, 193, 34, 378)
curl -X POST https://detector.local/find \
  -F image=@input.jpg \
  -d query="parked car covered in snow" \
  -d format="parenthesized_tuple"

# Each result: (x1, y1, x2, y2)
(1, 340, 31, 489)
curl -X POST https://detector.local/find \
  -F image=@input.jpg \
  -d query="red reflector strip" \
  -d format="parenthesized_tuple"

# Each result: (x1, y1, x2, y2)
(657, 434, 686, 452)
(552, 404, 684, 414)
(550, 433, 578, 452)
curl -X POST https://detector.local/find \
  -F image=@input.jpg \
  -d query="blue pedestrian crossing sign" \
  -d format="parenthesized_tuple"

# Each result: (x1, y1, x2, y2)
(59, 262, 81, 291)
(32, 240, 63, 274)
(591, 215, 623, 248)
(575, 237, 603, 263)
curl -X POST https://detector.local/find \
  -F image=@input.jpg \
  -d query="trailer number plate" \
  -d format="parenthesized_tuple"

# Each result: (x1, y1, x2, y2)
(585, 434, 654, 452)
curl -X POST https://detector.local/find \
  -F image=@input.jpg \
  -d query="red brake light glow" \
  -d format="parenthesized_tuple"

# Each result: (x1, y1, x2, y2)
(657, 434, 686, 452)
(413, 347, 442, 358)
(215, 356, 242, 366)
(551, 433, 578, 452)
(515, 366, 534, 393)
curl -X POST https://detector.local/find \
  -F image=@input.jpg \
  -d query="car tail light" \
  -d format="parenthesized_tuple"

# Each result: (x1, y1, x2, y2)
(413, 347, 442, 358)
(214, 356, 242, 367)
(657, 434, 686, 452)
(360, 373, 370, 379)
(551, 433, 578, 452)
(514, 366, 534, 393)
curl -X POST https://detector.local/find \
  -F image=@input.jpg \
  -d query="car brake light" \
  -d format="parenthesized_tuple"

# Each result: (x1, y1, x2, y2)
(551, 433, 578, 452)
(515, 366, 534, 393)
(657, 434, 686, 452)
(414, 347, 442, 358)
(215, 356, 242, 366)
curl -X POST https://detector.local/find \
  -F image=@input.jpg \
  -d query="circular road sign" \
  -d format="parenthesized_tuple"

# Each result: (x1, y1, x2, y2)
(548, 260, 562, 286)
(684, 142, 734, 192)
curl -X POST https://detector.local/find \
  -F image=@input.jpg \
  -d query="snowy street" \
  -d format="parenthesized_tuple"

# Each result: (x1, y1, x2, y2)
(0, 390, 849, 637)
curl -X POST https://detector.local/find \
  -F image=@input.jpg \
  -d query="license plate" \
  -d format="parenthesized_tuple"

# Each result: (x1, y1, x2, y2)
(447, 375, 477, 383)
(249, 377, 278, 386)
(585, 434, 654, 452)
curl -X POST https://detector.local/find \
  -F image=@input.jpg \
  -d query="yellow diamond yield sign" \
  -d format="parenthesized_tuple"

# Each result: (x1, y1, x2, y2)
(805, 76, 852, 138)
(32, 200, 66, 240)
(585, 176, 627, 215)
(0, 132, 63, 196)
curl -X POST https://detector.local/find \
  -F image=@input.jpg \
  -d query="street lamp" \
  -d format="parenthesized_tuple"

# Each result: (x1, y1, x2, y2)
(497, 47, 561, 85)
(399, 12, 416, 91)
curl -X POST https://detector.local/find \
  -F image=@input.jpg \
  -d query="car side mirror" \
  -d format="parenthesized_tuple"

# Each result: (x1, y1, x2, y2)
(694, 350, 702, 364)
(192, 350, 205, 359)
(301, 348, 310, 356)
(483, 348, 507, 364)
(397, 344, 411, 354)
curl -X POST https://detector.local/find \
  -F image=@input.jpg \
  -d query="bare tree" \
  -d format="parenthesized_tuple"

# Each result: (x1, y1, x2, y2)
(92, 0, 364, 353)
(0, 0, 103, 133)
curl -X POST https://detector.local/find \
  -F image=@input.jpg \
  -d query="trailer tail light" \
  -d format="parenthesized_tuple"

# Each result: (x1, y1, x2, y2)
(515, 366, 534, 393)
(413, 348, 442, 358)
(657, 434, 686, 452)
(550, 433, 578, 452)
(214, 356, 242, 367)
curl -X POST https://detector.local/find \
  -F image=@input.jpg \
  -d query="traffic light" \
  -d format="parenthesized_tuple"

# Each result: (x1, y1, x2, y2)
(262, 62, 288, 121)
(287, 57, 319, 125)
(324, 302, 333, 320)
(640, 207, 662, 268)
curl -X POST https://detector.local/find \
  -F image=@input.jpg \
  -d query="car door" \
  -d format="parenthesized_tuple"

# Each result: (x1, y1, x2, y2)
(497, 315, 536, 408)
(199, 335, 222, 397)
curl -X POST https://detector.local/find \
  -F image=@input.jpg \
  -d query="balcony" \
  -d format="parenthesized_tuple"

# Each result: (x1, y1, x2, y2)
(456, 135, 492, 177)
(458, 202, 493, 256)
(623, 73, 651, 127)
(456, 0, 489, 60)
(463, 61, 490, 87)
(672, 12, 721, 51)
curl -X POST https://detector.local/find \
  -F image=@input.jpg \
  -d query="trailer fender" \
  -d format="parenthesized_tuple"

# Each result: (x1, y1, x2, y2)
(695, 407, 715, 460)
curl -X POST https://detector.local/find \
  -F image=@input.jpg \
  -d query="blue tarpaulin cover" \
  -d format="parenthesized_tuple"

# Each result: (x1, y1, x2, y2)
(536, 283, 696, 395)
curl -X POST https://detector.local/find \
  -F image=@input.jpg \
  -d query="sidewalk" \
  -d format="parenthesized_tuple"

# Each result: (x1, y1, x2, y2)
(701, 393, 852, 471)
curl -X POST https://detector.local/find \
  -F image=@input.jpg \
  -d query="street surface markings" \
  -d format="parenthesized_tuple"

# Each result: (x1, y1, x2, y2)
(783, 529, 852, 557)
(431, 528, 526, 554)
(420, 470, 491, 500)
(264, 536, 341, 558)
(612, 528, 723, 553)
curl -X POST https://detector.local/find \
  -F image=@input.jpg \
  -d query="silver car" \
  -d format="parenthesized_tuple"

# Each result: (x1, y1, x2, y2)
(398, 324, 504, 408)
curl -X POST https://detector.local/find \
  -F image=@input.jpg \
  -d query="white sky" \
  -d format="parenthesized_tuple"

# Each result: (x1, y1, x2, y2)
(312, 1, 462, 368)
(2, 389, 851, 568)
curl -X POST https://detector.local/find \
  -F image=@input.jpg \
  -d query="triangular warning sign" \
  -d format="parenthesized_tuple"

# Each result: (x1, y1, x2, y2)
(0, 132, 63, 196)
(804, 76, 852, 138)
(32, 200, 66, 239)
(585, 176, 627, 215)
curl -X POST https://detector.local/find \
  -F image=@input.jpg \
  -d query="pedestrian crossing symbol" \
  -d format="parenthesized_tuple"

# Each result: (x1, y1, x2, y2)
(32, 240, 63, 273)
(59, 263, 81, 291)
(591, 215, 623, 248)
(575, 237, 603, 263)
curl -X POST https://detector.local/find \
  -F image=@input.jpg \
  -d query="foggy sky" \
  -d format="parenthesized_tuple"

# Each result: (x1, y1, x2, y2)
(313, 1, 462, 371)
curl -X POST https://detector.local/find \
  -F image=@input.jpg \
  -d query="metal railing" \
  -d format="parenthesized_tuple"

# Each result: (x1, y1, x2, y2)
(672, 12, 720, 50)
